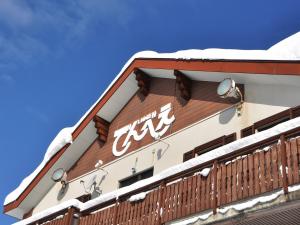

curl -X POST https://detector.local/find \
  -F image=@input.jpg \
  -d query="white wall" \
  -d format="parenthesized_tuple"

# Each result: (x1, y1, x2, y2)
(33, 82, 300, 214)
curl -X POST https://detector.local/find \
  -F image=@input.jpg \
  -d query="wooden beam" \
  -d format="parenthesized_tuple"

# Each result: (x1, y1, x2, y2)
(157, 181, 166, 225)
(93, 116, 110, 143)
(134, 69, 151, 96)
(174, 70, 192, 101)
(212, 160, 218, 214)
(112, 200, 119, 225)
(66, 207, 77, 225)
(280, 134, 288, 194)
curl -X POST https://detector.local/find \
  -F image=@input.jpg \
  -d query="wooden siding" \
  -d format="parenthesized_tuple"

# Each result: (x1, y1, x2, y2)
(68, 78, 240, 180)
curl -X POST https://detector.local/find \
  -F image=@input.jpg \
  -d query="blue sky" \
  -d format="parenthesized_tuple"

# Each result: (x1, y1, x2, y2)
(0, 0, 299, 224)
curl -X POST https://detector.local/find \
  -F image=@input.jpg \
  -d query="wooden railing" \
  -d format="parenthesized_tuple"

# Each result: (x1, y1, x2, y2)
(75, 131, 300, 225)
(27, 125, 300, 225)
(29, 207, 76, 225)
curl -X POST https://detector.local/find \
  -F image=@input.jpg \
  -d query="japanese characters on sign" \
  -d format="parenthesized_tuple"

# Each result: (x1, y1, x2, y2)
(112, 103, 175, 157)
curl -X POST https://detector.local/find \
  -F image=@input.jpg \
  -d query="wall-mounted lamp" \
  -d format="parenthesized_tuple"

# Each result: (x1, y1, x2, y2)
(217, 78, 243, 116)
(51, 168, 68, 189)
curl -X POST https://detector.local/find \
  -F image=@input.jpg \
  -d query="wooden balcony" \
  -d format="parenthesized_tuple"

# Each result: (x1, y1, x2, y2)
(76, 134, 300, 225)
(23, 125, 300, 225)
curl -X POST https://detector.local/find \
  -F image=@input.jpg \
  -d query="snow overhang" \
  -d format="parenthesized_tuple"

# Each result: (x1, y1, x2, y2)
(4, 32, 300, 218)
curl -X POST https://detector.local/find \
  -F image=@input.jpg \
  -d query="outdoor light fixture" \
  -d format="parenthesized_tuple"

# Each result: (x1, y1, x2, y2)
(51, 168, 68, 189)
(217, 78, 243, 115)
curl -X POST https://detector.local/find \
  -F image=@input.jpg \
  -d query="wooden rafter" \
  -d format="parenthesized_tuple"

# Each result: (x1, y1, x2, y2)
(93, 116, 110, 143)
(134, 69, 151, 96)
(174, 70, 192, 101)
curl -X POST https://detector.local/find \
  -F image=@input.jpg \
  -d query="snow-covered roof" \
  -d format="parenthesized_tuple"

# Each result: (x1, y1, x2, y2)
(4, 31, 300, 217)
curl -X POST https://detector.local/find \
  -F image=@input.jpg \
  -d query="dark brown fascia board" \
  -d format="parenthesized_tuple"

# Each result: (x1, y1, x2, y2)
(4, 58, 300, 214)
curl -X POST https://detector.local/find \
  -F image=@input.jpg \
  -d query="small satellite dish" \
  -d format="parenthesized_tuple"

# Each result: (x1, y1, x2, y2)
(51, 168, 66, 182)
(217, 78, 242, 99)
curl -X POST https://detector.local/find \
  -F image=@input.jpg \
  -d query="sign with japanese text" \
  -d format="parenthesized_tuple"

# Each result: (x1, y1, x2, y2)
(112, 103, 175, 157)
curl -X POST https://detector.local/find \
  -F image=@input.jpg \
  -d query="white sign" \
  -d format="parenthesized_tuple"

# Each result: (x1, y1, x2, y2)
(112, 103, 175, 157)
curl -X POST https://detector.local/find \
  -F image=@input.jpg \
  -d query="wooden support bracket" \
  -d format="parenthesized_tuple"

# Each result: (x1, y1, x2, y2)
(134, 69, 151, 96)
(93, 116, 110, 143)
(174, 70, 192, 101)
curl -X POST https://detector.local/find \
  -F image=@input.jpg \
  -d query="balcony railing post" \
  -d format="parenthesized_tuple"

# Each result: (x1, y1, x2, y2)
(157, 181, 166, 225)
(280, 134, 289, 194)
(66, 207, 77, 225)
(113, 199, 120, 225)
(212, 160, 218, 215)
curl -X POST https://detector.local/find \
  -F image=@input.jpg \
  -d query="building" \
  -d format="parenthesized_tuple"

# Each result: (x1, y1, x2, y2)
(3, 32, 300, 225)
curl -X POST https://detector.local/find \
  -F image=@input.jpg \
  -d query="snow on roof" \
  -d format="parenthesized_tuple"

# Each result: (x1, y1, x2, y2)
(4, 128, 73, 205)
(4, 31, 300, 207)
(12, 117, 300, 225)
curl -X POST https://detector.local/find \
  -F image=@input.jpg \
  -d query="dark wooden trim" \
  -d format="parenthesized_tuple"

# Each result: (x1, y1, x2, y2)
(93, 115, 110, 143)
(76, 194, 91, 203)
(5, 57, 300, 214)
(174, 70, 192, 101)
(241, 105, 300, 139)
(254, 110, 290, 131)
(134, 69, 151, 96)
(183, 133, 237, 162)
(291, 105, 300, 118)
(212, 160, 218, 215)
(112, 200, 119, 225)
(280, 135, 288, 194)
(183, 150, 195, 162)
(65, 207, 76, 225)
(23, 208, 33, 219)
(241, 125, 255, 138)
(157, 181, 166, 225)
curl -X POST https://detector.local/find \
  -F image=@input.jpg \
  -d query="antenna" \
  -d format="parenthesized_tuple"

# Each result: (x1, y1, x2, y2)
(80, 175, 97, 194)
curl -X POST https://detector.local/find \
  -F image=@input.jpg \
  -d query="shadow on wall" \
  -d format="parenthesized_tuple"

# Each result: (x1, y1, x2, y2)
(57, 183, 69, 201)
(219, 107, 236, 124)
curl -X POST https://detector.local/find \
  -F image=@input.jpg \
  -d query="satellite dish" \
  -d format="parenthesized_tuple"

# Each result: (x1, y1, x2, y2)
(51, 168, 66, 182)
(217, 78, 242, 99)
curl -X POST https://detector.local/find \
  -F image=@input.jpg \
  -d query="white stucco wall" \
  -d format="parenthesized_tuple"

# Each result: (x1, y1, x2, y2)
(33, 82, 300, 214)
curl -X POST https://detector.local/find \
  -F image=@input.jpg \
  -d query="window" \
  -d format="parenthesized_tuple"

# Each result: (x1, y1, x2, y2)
(241, 106, 300, 137)
(77, 194, 91, 203)
(119, 168, 154, 188)
(183, 133, 236, 162)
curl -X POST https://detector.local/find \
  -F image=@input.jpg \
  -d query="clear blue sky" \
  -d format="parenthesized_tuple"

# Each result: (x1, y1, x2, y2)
(0, 0, 299, 224)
